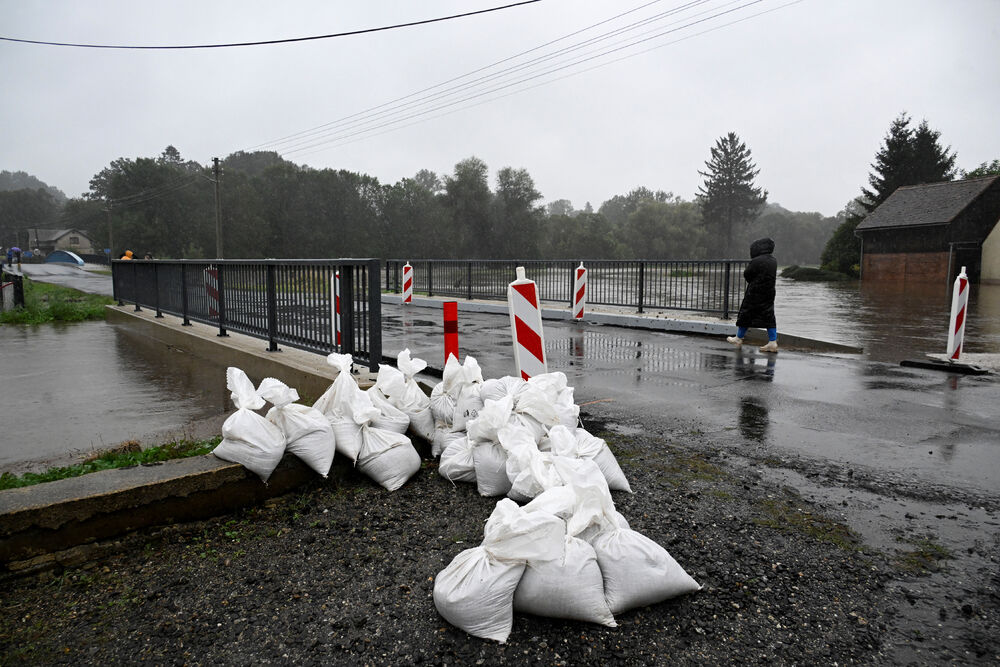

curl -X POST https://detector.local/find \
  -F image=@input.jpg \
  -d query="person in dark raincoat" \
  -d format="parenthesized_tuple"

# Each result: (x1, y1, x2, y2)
(727, 237, 778, 352)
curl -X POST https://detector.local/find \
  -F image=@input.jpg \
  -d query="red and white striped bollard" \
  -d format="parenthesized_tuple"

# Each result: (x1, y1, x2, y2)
(402, 261, 413, 304)
(946, 266, 969, 361)
(572, 261, 587, 320)
(508, 266, 546, 380)
(332, 270, 342, 350)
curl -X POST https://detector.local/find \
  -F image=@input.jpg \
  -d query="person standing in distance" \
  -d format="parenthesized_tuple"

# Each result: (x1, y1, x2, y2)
(727, 237, 778, 353)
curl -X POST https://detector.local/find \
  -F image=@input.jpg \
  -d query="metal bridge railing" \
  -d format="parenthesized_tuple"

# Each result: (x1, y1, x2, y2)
(112, 258, 382, 371)
(384, 259, 748, 318)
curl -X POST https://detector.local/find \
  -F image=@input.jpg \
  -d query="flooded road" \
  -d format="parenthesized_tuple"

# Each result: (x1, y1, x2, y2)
(0, 321, 230, 473)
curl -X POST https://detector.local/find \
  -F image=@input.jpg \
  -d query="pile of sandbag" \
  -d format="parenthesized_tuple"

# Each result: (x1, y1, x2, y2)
(434, 463, 700, 642)
(212, 368, 334, 482)
(433, 355, 631, 500)
(215, 356, 423, 492)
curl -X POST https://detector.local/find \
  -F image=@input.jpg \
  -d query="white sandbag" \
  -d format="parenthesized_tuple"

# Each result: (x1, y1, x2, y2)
(329, 392, 381, 464)
(433, 499, 565, 643)
(312, 353, 364, 418)
(438, 433, 476, 484)
(259, 377, 335, 478)
(480, 376, 526, 403)
(513, 535, 617, 627)
(547, 425, 632, 493)
(430, 425, 453, 458)
(368, 387, 411, 434)
(589, 527, 701, 614)
(467, 396, 514, 444)
(375, 350, 436, 442)
(473, 442, 511, 497)
(453, 384, 484, 434)
(527, 372, 579, 429)
(510, 385, 560, 442)
(523, 475, 615, 539)
(356, 425, 421, 491)
(499, 424, 562, 503)
(213, 368, 285, 482)
(429, 382, 457, 426)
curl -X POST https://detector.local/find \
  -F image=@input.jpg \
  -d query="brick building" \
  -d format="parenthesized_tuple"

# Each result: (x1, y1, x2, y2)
(854, 176, 1000, 284)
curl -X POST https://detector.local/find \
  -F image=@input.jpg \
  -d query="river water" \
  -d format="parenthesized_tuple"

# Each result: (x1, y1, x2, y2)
(1, 278, 997, 474)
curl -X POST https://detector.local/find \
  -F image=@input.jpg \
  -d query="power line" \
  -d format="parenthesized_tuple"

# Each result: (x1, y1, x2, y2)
(0, 1, 542, 50)
(288, 0, 804, 161)
(264, 0, 775, 157)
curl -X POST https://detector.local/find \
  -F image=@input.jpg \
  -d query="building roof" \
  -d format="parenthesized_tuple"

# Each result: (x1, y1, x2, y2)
(31, 228, 93, 243)
(855, 176, 1000, 232)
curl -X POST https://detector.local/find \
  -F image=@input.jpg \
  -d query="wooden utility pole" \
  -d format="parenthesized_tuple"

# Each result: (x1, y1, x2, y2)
(213, 157, 223, 258)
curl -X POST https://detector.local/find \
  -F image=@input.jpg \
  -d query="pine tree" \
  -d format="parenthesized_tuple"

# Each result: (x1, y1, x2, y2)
(697, 132, 767, 257)
(822, 113, 957, 275)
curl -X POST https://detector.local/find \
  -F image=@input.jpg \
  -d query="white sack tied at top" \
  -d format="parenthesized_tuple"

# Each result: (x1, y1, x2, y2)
(433, 499, 565, 643)
(312, 353, 363, 419)
(508, 384, 560, 443)
(356, 419, 421, 492)
(367, 386, 411, 434)
(438, 432, 476, 484)
(546, 425, 632, 493)
(212, 367, 285, 483)
(329, 391, 380, 464)
(258, 377, 335, 478)
(526, 371, 580, 429)
(430, 355, 484, 429)
(498, 424, 563, 503)
(373, 349, 434, 442)
(468, 396, 515, 497)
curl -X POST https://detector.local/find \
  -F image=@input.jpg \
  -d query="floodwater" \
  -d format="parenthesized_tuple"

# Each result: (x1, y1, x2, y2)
(1, 275, 998, 473)
(774, 277, 1000, 362)
(0, 321, 231, 473)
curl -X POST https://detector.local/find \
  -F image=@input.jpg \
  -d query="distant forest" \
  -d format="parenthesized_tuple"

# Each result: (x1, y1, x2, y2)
(0, 149, 841, 264)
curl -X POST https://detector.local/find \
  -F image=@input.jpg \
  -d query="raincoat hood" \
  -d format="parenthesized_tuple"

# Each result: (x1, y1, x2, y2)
(749, 238, 774, 259)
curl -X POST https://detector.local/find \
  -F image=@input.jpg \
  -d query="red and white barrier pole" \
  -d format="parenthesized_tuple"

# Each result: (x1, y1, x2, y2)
(508, 266, 547, 380)
(402, 261, 413, 304)
(332, 270, 342, 350)
(946, 266, 969, 361)
(204, 266, 219, 317)
(572, 261, 587, 320)
(443, 301, 458, 364)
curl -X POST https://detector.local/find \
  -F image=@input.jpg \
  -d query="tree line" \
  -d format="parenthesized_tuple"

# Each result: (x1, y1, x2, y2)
(1, 139, 840, 264)
(7, 119, 993, 267)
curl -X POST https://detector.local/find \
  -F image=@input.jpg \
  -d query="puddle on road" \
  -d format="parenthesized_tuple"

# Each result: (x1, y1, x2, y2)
(1, 321, 230, 473)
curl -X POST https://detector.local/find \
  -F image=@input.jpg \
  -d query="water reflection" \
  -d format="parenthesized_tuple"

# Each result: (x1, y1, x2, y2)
(734, 351, 776, 382)
(739, 396, 769, 442)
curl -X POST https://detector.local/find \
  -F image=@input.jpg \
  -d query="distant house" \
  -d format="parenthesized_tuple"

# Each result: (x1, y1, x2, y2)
(29, 228, 97, 256)
(854, 176, 1000, 284)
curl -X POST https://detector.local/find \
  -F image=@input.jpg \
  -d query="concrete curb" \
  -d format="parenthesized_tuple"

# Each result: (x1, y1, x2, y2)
(0, 454, 349, 575)
(381, 294, 864, 354)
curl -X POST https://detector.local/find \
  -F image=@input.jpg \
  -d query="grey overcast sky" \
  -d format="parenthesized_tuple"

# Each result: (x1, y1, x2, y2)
(2, 0, 999, 217)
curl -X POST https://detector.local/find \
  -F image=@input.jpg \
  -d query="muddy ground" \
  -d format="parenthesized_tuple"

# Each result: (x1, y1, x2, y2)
(1, 403, 997, 666)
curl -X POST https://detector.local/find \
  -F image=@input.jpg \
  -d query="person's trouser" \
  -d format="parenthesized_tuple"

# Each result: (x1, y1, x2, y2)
(737, 326, 777, 341)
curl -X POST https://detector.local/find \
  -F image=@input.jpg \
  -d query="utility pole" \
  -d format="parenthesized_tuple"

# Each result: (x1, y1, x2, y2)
(213, 157, 223, 258)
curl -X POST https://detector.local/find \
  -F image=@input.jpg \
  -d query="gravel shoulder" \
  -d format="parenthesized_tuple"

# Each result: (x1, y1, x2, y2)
(1, 407, 899, 667)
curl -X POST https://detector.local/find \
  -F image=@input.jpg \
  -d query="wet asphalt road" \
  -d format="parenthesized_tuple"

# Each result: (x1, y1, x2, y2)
(383, 303, 1000, 502)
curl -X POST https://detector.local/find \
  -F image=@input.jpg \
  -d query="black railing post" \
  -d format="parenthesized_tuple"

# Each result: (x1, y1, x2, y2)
(132, 262, 141, 312)
(393, 261, 400, 293)
(153, 263, 163, 318)
(723, 261, 732, 319)
(467, 262, 473, 301)
(341, 267, 355, 356)
(180, 263, 191, 325)
(216, 263, 228, 337)
(265, 263, 279, 351)
(112, 261, 123, 306)
(428, 262, 434, 297)
(385, 261, 390, 293)
(367, 259, 382, 372)
(637, 261, 645, 313)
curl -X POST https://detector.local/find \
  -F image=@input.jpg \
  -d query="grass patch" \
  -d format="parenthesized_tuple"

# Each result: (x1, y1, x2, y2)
(754, 498, 861, 550)
(0, 437, 221, 490)
(893, 535, 953, 574)
(652, 452, 726, 487)
(0, 278, 113, 324)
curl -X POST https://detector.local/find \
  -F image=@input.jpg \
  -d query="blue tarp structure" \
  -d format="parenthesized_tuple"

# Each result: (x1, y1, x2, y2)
(44, 250, 85, 265)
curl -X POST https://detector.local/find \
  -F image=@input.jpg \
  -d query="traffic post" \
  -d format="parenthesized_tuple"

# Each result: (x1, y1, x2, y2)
(402, 261, 413, 304)
(572, 261, 587, 320)
(507, 266, 547, 380)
